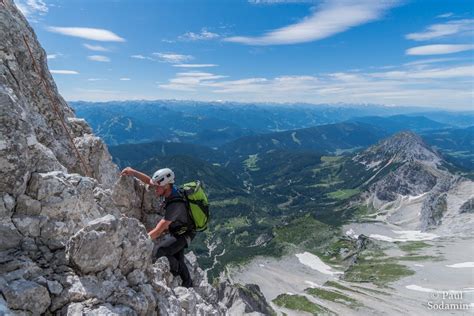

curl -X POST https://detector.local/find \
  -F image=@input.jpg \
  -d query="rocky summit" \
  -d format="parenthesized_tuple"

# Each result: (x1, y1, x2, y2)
(0, 1, 272, 315)
(352, 131, 472, 233)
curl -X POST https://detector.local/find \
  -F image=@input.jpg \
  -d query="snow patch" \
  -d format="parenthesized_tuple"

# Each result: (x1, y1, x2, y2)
(295, 252, 343, 275)
(366, 160, 382, 170)
(304, 281, 320, 288)
(446, 262, 474, 268)
(345, 229, 359, 239)
(414, 264, 424, 267)
(406, 285, 437, 293)
(408, 192, 428, 201)
(259, 264, 265, 268)
(370, 230, 438, 242)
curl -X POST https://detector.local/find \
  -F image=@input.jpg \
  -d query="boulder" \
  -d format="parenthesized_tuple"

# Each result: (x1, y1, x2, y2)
(67, 215, 123, 274)
(1, 279, 50, 314)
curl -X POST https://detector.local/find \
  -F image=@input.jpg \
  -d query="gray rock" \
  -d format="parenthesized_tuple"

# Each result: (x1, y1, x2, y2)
(14, 195, 41, 216)
(12, 215, 41, 237)
(185, 251, 204, 286)
(118, 217, 154, 275)
(67, 117, 93, 137)
(47, 279, 63, 295)
(108, 287, 149, 316)
(67, 215, 123, 274)
(63, 274, 116, 302)
(24, 171, 105, 249)
(138, 284, 157, 315)
(87, 304, 137, 316)
(460, 197, 474, 213)
(2, 279, 50, 314)
(217, 281, 274, 316)
(174, 286, 198, 315)
(0, 218, 22, 250)
(74, 134, 118, 188)
(127, 269, 147, 287)
(420, 177, 455, 230)
(67, 215, 153, 275)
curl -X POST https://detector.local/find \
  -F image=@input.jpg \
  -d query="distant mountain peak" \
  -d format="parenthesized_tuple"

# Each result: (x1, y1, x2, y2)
(354, 131, 441, 167)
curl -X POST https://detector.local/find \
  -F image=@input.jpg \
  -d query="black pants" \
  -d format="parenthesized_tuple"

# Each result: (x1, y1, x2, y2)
(155, 234, 193, 288)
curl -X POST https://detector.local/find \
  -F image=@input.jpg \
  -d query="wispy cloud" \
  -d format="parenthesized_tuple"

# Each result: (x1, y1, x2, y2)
(249, 0, 317, 3)
(153, 53, 194, 63)
(225, 0, 399, 45)
(47, 26, 125, 42)
(120, 78, 131, 81)
(87, 78, 106, 81)
(403, 57, 463, 66)
(437, 12, 454, 19)
(83, 43, 110, 52)
(16, 0, 48, 18)
(47, 53, 62, 60)
(178, 28, 221, 41)
(50, 70, 79, 75)
(157, 63, 473, 109)
(173, 64, 218, 68)
(87, 55, 111, 62)
(159, 71, 227, 91)
(130, 54, 154, 61)
(406, 44, 474, 55)
(370, 65, 474, 79)
(406, 19, 474, 41)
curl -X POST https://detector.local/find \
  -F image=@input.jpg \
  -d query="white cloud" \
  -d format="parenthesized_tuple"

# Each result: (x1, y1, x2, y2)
(16, 0, 48, 18)
(403, 57, 462, 66)
(153, 53, 194, 63)
(50, 70, 79, 75)
(370, 65, 474, 79)
(157, 63, 473, 109)
(179, 28, 221, 41)
(120, 78, 131, 81)
(249, 0, 316, 3)
(173, 64, 218, 68)
(87, 55, 111, 62)
(47, 53, 59, 59)
(83, 43, 110, 52)
(437, 12, 454, 19)
(406, 19, 474, 41)
(47, 26, 125, 42)
(87, 78, 106, 81)
(159, 71, 227, 91)
(225, 0, 399, 45)
(406, 44, 474, 55)
(130, 54, 153, 60)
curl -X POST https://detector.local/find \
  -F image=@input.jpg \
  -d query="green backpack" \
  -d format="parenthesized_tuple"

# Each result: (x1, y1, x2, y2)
(180, 180, 210, 232)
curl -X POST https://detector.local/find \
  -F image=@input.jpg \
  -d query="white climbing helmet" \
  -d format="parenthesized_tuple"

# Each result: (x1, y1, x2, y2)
(150, 168, 175, 187)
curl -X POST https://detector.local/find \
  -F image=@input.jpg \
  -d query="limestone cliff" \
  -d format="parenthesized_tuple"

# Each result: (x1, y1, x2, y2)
(0, 1, 270, 314)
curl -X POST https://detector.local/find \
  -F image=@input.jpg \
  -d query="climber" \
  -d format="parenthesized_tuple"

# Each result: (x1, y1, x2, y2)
(120, 166, 195, 288)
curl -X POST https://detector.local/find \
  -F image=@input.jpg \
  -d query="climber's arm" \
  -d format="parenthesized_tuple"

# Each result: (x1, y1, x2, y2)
(120, 167, 151, 185)
(148, 219, 171, 240)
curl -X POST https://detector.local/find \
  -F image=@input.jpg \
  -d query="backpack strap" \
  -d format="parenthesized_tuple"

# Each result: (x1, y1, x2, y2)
(164, 190, 196, 232)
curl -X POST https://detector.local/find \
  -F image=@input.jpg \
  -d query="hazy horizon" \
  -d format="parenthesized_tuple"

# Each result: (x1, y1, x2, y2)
(19, 0, 474, 110)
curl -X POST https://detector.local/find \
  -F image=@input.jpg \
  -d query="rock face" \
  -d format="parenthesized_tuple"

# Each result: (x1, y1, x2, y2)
(0, 0, 119, 253)
(217, 282, 276, 316)
(0, 1, 262, 314)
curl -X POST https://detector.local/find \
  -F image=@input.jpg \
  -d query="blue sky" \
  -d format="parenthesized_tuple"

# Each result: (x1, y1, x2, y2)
(18, 0, 474, 109)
